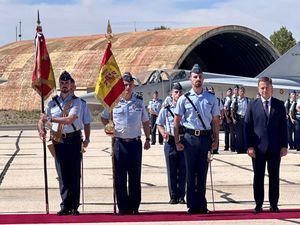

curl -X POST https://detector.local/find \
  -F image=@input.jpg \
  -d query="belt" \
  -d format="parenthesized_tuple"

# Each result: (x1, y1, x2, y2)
(61, 130, 81, 139)
(115, 137, 141, 142)
(185, 128, 211, 136)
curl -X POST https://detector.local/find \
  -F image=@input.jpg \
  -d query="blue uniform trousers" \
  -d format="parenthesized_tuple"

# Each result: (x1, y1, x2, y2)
(114, 138, 142, 212)
(235, 116, 246, 153)
(182, 133, 212, 210)
(150, 114, 163, 144)
(287, 119, 295, 149)
(164, 136, 186, 201)
(294, 118, 300, 149)
(55, 134, 82, 211)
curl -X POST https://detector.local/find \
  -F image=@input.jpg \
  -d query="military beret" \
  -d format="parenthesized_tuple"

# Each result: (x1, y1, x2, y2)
(190, 64, 203, 74)
(59, 71, 72, 81)
(172, 82, 183, 91)
(122, 72, 134, 82)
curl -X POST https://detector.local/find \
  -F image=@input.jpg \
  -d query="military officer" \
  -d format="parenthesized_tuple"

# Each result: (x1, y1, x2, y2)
(230, 86, 249, 153)
(148, 91, 164, 145)
(37, 71, 82, 216)
(174, 64, 220, 214)
(156, 82, 186, 205)
(101, 72, 151, 215)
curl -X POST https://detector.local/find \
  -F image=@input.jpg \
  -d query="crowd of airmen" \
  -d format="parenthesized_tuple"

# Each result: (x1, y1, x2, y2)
(37, 63, 292, 216)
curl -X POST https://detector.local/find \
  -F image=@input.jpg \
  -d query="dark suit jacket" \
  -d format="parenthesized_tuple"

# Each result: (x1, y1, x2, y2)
(244, 97, 288, 155)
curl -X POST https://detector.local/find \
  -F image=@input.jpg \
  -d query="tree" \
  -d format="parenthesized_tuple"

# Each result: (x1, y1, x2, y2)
(270, 26, 296, 55)
(147, 25, 170, 31)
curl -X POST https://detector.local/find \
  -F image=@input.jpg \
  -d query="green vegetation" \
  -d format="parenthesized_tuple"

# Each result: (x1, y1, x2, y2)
(270, 26, 297, 55)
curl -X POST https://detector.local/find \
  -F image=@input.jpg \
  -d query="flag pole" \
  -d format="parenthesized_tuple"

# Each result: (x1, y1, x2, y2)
(105, 20, 117, 214)
(37, 10, 49, 214)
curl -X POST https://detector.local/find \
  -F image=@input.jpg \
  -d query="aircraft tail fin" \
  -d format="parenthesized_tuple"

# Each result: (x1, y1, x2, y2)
(256, 42, 300, 80)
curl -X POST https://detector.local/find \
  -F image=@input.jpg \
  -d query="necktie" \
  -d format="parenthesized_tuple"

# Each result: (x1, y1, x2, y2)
(264, 101, 269, 117)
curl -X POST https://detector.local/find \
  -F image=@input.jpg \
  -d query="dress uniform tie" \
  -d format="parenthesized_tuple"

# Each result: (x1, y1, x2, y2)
(264, 100, 269, 117)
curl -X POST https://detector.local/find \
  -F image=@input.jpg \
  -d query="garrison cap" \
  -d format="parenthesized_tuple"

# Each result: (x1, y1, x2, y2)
(122, 72, 134, 82)
(190, 64, 203, 74)
(172, 82, 183, 91)
(59, 71, 72, 81)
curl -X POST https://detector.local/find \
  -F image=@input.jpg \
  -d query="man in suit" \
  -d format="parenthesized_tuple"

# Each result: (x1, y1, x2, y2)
(244, 76, 288, 214)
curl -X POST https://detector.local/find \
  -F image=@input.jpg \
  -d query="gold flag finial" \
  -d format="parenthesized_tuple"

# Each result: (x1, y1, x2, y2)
(105, 19, 113, 42)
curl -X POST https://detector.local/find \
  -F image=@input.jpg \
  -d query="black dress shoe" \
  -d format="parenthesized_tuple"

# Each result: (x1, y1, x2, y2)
(71, 209, 80, 215)
(199, 208, 211, 214)
(178, 199, 186, 204)
(187, 208, 198, 214)
(253, 206, 263, 214)
(270, 206, 280, 213)
(169, 199, 178, 204)
(57, 208, 71, 216)
(132, 210, 139, 215)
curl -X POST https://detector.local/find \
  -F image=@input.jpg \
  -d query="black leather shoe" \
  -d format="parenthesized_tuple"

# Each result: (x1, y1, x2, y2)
(132, 210, 139, 215)
(253, 206, 263, 214)
(187, 208, 198, 214)
(199, 208, 211, 214)
(270, 206, 280, 213)
(178, 199, 186, 204)
(169, 199, 178, 204)
(71, 209, 80, 215)
(57, 208, 71, 216)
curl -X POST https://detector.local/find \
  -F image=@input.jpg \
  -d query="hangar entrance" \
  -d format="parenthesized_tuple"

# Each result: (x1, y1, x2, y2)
(178, 30, 279, 78)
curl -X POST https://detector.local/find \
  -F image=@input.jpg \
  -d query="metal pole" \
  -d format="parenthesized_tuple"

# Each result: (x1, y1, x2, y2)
(81, 150, 85, 212)
(208, 151, 215, 211)
(111, 136, 117, 214)
(41, 84, 49, 214)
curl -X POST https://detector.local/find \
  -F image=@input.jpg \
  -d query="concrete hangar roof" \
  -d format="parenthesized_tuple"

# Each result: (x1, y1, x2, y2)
(0, 25, 279, 110)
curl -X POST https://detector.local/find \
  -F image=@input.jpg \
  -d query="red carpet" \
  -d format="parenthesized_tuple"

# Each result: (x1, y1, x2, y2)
(1, 209, 300, 224)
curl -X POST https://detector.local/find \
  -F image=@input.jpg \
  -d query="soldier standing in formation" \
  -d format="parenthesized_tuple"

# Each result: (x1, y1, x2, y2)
(37, 71, 82, 215)
(101, 72, 151, 215)
(174, 64, 220, 214)
(230, 86, 249, 153)
(156, 83, 186, 205)
(285, 91, 297, 149)
(223, 88, 233, 151)
(148, 91, 164, 145)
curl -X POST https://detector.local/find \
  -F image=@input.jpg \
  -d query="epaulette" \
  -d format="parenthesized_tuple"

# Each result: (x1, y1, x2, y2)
(52, 95, 59, 100)
(184, 92, 191, 97)
(136, 92, 143, 100)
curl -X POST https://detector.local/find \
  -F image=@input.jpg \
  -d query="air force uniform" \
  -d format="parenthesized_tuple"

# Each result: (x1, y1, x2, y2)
(148, 97, 164, 144)
(45, 72, 82, 214)
(156, 87, 186, 203)
(175, 88, 220, 212)
(102, 93, 149, 213)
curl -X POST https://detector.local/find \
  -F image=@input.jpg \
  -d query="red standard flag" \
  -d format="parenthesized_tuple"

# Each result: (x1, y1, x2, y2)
(95, 42, 125, 109)
(32, 24, 56, 100)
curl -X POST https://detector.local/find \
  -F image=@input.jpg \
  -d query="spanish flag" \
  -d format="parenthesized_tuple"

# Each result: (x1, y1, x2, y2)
(32, 24, 56, 100)
(95, 42, 125, 109)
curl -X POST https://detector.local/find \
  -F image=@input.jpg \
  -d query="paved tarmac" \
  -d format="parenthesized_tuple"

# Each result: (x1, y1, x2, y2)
(0, 126, 300, 224)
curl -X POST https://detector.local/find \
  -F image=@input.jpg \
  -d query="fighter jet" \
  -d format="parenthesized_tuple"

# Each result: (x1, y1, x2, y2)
(82, 42, 300, 106)
(0, 76, 7, 84)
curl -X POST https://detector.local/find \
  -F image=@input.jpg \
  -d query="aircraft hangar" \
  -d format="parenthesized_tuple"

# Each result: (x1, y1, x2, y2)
(0, 25, 279, 110)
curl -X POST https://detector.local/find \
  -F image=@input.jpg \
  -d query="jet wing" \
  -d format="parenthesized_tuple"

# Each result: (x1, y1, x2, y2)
(205, 77, 300, 91)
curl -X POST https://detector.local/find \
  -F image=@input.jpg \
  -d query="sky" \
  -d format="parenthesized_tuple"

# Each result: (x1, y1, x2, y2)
(0, 0, 299, 47)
